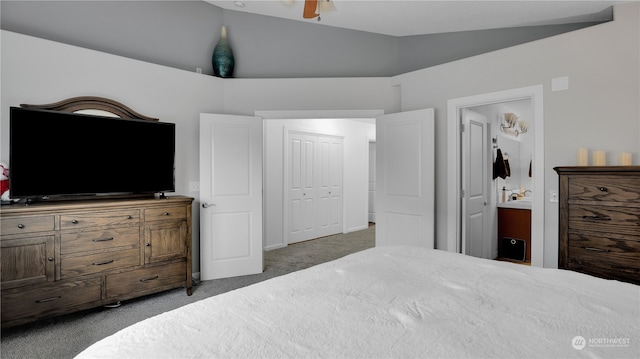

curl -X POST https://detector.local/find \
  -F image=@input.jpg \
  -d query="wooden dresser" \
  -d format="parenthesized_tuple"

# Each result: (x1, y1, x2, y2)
(1, 196, 193, 328)
(554, 166, 640, 285)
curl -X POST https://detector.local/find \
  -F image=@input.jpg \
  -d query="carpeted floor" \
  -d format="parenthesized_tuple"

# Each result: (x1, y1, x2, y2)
(0, 225, 375, 358)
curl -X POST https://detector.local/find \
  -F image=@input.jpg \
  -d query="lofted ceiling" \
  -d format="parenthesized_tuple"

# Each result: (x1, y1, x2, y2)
(205, 0, 628, 37)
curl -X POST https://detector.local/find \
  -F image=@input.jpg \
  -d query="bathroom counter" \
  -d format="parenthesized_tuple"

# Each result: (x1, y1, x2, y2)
(497, 200, 531, 210)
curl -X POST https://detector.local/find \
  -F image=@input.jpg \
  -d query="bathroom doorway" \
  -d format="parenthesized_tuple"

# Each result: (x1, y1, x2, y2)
(447, 85, 545, 267)
(466, 100, 534, 263)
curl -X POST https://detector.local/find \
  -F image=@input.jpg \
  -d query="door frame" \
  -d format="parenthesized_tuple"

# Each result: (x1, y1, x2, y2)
(256, 109, 383, 250)
(446, 85, 545, 267)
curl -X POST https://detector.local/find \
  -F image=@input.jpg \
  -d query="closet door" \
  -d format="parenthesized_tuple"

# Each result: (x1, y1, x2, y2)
(316, 136, 343, 238)
(286, 132, 344, 244)
(288, 133, 318, 243)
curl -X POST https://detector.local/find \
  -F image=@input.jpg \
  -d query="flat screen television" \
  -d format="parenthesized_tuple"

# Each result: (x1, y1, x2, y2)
(9, 106, 175, 201)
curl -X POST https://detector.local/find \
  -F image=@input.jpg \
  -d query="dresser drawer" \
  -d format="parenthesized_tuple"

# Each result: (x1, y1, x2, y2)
(1, 216, 55, 236)
(568, 231, 640, 254)
(106, 261, 185, 299)
(60, 210, 140, 230)
(1, 278, 102, 323)
(568, 176, 640, 203)
(568, 205, 640, 236)
(567, 248, 640, 280)
(61, 227, 140, 255)
(60, 248, 140, 279)
(145, 206, 186, 222)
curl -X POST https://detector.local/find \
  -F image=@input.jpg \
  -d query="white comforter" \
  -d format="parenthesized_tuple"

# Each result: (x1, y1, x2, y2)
(77, 246, 639, 358)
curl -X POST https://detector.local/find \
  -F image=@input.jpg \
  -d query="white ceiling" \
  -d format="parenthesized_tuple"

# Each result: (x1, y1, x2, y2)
(205, 0, 628, 37)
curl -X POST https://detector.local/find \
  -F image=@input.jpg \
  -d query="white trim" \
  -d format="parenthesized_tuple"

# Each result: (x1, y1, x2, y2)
(447, 85, 545, 267)
(345, 224, 369, 233)
(264, 243, 287, 251)
(256, 109, 384, 119)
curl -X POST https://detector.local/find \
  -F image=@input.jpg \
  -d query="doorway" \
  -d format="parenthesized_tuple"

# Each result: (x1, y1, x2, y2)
(447, 85, 544, 267)
(257, 110, 381, 251)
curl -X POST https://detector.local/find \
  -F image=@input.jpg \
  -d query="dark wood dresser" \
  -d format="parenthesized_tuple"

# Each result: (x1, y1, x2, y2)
(1, 196, 193, 328)
(554, 166, 640, 285)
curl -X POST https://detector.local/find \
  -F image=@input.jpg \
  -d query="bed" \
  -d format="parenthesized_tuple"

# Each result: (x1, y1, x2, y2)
(76, 246, 639, 358)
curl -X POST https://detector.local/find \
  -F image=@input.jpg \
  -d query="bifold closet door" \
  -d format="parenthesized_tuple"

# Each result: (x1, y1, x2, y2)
(288, 133, 318, 243)
(287, 132, 343, 244)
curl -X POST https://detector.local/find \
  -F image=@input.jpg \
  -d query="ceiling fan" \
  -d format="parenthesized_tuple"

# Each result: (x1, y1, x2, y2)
(291, 0, 336, 21)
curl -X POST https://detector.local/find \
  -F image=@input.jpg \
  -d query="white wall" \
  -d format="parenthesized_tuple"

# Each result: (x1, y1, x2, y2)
(391, 2, 639, 267)
(0, 31, 393, 274)
(0, 31, 226, 273)
(2, 1, 638, 271)
(263, 118, 375, 250)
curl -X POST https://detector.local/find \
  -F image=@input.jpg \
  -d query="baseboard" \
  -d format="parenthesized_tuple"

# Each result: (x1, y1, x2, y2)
(264, 243, 287, 251)
(345, 225, 369, 233)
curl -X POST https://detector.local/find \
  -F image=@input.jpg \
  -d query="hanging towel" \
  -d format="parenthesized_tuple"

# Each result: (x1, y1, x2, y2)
(504, 155, 511, 178)
(493, 148, 510, 180)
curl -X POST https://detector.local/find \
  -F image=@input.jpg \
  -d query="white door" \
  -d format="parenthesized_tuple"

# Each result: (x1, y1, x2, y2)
(461, 108, 491, 258)
(287, 133, 318, 243)
(200, 114, 263, 280)
(368, 141, 376, 223)
(316, 136, 343, 238)
(287, 132, 343, 243)
(375, 109, 435, 247)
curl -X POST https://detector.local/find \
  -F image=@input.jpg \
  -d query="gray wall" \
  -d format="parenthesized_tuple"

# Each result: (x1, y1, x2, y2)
(0, 1, 606, 78)
(397, 22, 603, 74)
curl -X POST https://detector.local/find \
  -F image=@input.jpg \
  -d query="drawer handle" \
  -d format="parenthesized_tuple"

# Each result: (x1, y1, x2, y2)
(92, 259, 114, 266)
(17, 224, 25, 229)
(35, 296, 61, 303)
(163, 212, 170, 216)
(92, 237, 114, 242)
(583, 247, 611, 253)
(140, 275, 159, 283)
(598, 187, 608, 192)
(71, 219, 79, 224)
(581, 215, 611, 221)
(127, 215, 133, 220)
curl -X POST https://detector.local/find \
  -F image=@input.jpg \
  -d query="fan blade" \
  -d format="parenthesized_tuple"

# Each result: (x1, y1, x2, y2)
(303, 0, 319, 19)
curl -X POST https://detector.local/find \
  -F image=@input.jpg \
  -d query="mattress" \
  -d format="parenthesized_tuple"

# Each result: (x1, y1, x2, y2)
(76, 246, 639, 358)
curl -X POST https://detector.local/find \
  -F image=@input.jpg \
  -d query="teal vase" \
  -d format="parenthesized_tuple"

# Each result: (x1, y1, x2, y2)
(212, 26, 235, 78)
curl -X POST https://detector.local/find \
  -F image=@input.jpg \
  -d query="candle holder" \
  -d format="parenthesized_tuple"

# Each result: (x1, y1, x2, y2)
(619, 152, 632, 166)
(577, 148, 588, 166)
(592, 150, 606, 166)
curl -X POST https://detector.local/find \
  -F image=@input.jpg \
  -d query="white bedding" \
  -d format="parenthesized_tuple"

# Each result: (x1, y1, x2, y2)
(77, 246, 639, 358)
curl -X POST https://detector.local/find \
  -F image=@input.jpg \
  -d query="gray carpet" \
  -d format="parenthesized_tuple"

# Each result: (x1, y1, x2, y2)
(0, 225, 375, 358)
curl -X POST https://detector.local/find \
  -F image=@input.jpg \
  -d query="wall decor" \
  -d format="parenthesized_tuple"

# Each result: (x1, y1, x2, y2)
(212, 26, 235, 78)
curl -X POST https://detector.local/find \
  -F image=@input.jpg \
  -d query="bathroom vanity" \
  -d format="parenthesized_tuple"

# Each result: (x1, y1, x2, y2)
(497, 201, 531, 263)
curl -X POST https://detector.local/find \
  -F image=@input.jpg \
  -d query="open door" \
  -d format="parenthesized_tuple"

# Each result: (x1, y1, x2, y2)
(200, 114, 263, 280)
(375, 109, 435, 248)
(461, 108, 491, 258)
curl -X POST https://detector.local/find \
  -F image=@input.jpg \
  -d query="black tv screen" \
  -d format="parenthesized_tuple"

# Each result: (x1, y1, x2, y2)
(10, 107, 175, 200)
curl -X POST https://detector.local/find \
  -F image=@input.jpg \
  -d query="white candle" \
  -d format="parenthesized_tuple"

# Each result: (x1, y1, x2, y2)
(577, 148, 588, 166)
(619, 152, 632, 166)
(592, 150, 606, 166)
